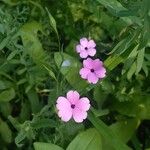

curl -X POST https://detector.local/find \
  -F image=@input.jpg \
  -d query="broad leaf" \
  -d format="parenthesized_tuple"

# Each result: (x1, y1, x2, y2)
(34, 142, 64, 150)
(101, 119, 139, 150)
(0, 118, 12, 143)
(112, 94, 150, 119)
(0, 88, 15, 102)
(27, 88, 41, 113)
(88, 111, 131, 150)
(67, 128, 102, 150)
(20, 21, 47, 64)
(110, 119, 139, 143)
(54, 52, 88, 91)
(96, 0, 141, 25)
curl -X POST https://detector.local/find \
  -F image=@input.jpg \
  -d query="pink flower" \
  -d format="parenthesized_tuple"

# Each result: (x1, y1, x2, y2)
(76, 37, 96, 58)
(56, 90, 90, 123)
(80, 58, 106, 84)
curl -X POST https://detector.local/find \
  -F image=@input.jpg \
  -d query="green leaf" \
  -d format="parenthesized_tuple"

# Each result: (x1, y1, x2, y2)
(27, 88, 41, 113)
(17, 78, 27, 85)
(127, 62, 136, 80)
(16, 68, 27, 75)
(0, 118, 12, 143)
(108, 38, 126, 55)
(112, 94, 150, 119)
(7, 50, 18, 60)
(110, 119, 139, 143)
(135, 48, 145, 75)
(59, 121, 84, 141)
(96, 0, 127, 14)
(45, 7, 58, 36)
(8, 116, 20, 131)
(0, 102, 11, 118)
(0, 88, 15, 102)
(19, 100, 30, 121)
(104, 44, 135, 70)
(1, 0, 19, 6)
(20, 21, 47, 64)
(142, 61, 148, 77)
(94, 86, 107, 103)
(54, 52, 88, 91)
(0, 80, 12, 90)
(131, 134, 141, 150)
(88, 111, 131, 150)
(15, 122, 35, 147)
(96, 0, 141, 25)
(139, 7, 150, 49)
(0, 80, 6, 90)
(110, 31, 140, 55)
(15, 130, 27, 147)
(104, 55, 124, 70)
(31, 119, 57, 129)
(43, 64, 56, 80)
(0, 24, 5, 34)
(34, 142, 64, 150)
(122, 45, 138, 74)
(101, 119, 138, 150)
(67, 128, 102, 150)
(0, 36, 11, 50)
(101, 118, 137, 150)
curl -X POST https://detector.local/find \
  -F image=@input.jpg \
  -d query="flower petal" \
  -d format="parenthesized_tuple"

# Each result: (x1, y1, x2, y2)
(67, 90, 80, 104)
(56, 97, 70, 110)
(93, 59, 103, 70)
(76, 44, 81, 53)
(87, 48, 96, 56)
(83, 58, 93, 69)
(79, 68, 90, 79)
(73, 108, 87, 123)
(56, 97, 72, 122)
(77, 97, 90, 111)
(95, 67, 106, 78)
(58, 109, 72, 122)
(88, 40, 96, 48)
(87, 72, 99, 84)
(80, 38, 88, 47)
(79, 50, 88, 58)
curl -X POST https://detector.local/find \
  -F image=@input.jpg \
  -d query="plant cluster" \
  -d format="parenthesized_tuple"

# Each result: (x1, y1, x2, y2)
(0, 0, 150, 150)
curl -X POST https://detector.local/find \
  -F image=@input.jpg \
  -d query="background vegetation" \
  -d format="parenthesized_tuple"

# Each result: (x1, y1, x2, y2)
(0, 0, 150, 149)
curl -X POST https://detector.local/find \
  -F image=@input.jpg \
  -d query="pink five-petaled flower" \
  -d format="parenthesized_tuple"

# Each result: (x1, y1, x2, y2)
(76, 37, 96, 58)
(80, 58, 106, 84)
(56, 90, 90, 123)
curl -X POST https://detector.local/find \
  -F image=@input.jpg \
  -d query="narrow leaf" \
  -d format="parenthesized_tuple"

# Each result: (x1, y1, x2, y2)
(45, 7, 58, 36)
(135, 48, 145, 74)
(127, 62, 136, 80)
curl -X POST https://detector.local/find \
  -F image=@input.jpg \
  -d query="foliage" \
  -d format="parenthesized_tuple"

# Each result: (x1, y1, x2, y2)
(0, 0, 150, 150)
